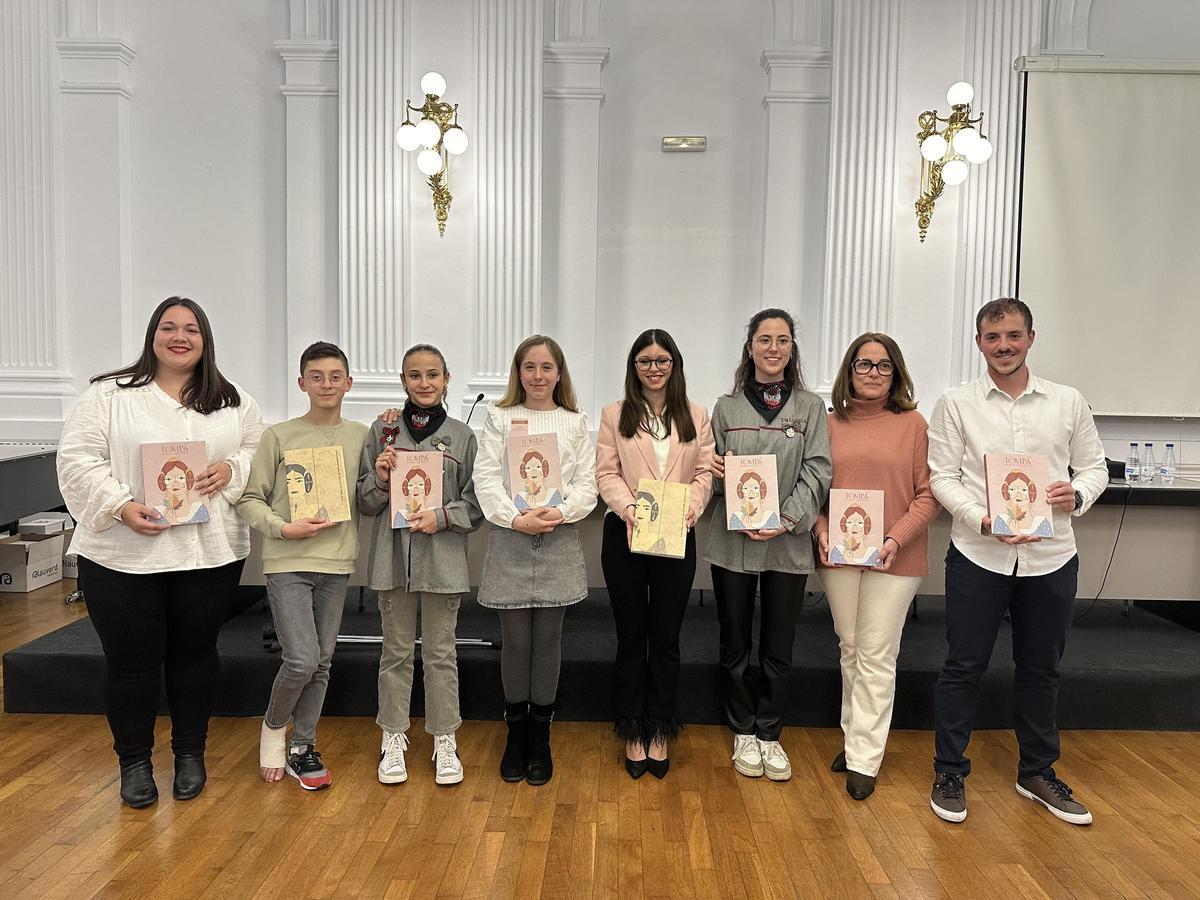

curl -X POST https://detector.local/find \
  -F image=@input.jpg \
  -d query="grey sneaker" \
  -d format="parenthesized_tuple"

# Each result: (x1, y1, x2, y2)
(758, 740, 792, 782)
(930, 772, 967, 822)
(1016, 772, 1093, 825)
(731, 734, 763, 778)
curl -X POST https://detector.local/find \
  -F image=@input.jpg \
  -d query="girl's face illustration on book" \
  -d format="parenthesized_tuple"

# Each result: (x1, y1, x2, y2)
(844, 511, 865, 542)
(161, 467, 189, 507)
(406, 474, 427, 503)
(286, 468, 309, 500)
(634, 496, 655, 525)
(522, 459, 546, 492)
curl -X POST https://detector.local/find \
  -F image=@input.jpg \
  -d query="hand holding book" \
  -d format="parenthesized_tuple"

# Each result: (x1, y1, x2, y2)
(195, 461, 232, 497)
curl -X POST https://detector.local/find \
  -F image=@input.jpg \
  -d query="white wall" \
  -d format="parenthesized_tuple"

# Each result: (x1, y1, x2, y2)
(4, 0, 1200, 467)
(592, 0, 772, 414)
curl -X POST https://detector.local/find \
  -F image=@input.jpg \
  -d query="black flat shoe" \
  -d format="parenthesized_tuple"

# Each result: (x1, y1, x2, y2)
(172, 754, 206, 801)
(847, 771, 876, 801)
(625, 757, 649, 780)
(119, 759, 158, 808)
(831, 750, 847, 773)
(646, 757, 670, 780)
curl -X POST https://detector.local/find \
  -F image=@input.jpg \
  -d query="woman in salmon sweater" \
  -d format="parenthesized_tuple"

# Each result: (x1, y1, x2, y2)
(815, 332, 939, 801)
(596, 329, 714, 779)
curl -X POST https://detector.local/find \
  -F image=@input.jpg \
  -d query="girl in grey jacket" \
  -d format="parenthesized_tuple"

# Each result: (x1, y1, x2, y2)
(705, 308, 832, 783)
(357, 344, 482, 787)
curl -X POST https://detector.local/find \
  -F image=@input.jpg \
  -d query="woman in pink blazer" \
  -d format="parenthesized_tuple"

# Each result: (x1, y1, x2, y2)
(596, 329, 714, 779)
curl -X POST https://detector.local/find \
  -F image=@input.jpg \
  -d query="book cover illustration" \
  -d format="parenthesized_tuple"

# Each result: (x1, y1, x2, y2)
(827, 488, 885, 566)
(630, 479, 691, 559)
(282, 446, 352, 523)
(140, 441, 211, 526)
(390, 450, 444, 529)
(506, 432, 564, 510)
(985, 452, 1054, 538)
(724, 455, 781, 531)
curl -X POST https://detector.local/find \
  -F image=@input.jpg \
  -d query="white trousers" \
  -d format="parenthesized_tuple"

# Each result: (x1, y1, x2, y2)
(820, 568, 922, 777)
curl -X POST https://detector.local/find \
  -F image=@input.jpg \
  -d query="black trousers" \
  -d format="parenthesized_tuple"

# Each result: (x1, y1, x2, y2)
(711, 564, 806, 741)
(934, 543, 1078, 778)
(600, 513, 696, 745)
(79, 556, 244, 765)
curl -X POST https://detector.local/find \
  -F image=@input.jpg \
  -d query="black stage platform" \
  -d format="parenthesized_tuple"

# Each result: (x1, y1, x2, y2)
(5, 590, 1200, 730)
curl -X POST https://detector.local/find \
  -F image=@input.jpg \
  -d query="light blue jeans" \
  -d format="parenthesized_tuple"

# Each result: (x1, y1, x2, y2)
(264, 571, 349, 747)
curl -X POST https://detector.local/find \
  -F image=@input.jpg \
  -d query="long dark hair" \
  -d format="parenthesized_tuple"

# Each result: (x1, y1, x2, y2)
(90, 296, 241, 414)
(618, 329, 697, 443)
(728, 307, 805, 395)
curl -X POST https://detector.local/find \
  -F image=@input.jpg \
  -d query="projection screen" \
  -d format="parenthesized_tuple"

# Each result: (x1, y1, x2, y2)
(1017, 63, 1200, 416)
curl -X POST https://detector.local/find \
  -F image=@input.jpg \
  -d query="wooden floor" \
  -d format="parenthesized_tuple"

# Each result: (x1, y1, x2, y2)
(3, 583, 1200, 899)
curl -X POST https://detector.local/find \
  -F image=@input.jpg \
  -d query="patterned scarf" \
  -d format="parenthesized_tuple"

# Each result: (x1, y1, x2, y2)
(743, 380, 791, 424)
(402, 398, 447, 445)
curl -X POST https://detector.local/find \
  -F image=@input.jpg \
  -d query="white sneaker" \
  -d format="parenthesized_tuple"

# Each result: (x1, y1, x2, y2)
(432, 733, 464, 785)
(378, 731, 409, 784)
(732, 734, 763, 778)
(758, 739, 792, 781)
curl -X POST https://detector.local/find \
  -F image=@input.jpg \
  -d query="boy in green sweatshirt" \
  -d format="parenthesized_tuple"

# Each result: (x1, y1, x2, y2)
(237, 342, 368, 791)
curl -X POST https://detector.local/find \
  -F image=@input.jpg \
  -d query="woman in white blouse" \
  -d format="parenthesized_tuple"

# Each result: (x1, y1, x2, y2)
(57, 297, 263, 809)
(474, 335, 598, 787)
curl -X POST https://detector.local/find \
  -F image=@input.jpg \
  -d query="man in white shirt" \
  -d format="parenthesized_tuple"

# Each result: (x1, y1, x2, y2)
(926, 298, 1108, 827)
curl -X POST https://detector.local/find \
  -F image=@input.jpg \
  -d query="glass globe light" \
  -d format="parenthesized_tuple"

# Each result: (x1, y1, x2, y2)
(415, 118, 442, 149)
(946, 81, 974, 106)
(417, 148, 444, 176)
(966, 137, 993, 164)
(942, 158, 969, 185)
(951, 126, 979, 155)
(920, 133, 948, 162)
(395, 122, 421, 152)
(420, 71, 447, 97)
(443, 126, 468, 156)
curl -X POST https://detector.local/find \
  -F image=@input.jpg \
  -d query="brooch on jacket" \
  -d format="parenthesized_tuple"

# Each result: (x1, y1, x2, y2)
(381, 425, 400, 449)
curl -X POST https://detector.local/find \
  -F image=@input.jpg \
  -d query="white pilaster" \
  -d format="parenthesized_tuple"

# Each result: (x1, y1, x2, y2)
(543, 37, 607, 419)
(759, 2, 832, 356)
(337, 0, 412, 418)
(816, 0, 901, 396)
(466, 0, 543, 419)
(277, 1, 339, 417)
(0, 0, 76, 439)
(950, 0, 1042, 385)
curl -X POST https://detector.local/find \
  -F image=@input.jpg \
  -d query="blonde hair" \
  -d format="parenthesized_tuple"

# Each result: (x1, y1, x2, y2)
(497, 335, 580, 412)
(830, 331, 917, 419)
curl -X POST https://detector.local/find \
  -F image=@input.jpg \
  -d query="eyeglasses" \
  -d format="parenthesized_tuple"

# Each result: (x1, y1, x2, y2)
(851, 359, 894, 376)
(304, 372, 347, 386)
(753, 336, 792, 350)
(635, 357, 673, 371)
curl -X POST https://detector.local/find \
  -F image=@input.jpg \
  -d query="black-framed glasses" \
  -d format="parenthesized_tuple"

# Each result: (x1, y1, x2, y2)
(635, 357, 673, 371)
(851, 359, 894, 376)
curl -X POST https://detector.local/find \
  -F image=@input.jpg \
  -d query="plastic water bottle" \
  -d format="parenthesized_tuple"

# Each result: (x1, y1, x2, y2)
(1125, 442, 1140, 484)
(1160, 443, 1177, 484)
(1140, 443, 1156, 483)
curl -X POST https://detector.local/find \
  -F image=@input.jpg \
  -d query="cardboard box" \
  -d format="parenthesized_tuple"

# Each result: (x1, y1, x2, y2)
(19, 512, 75, 535)
(62, 527, 78, 579)
(0, 533, 65, 593)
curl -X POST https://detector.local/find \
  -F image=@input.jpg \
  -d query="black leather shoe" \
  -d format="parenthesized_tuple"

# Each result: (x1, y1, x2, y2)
(119, 759, 158, 808)
(646, 757, 670, 780)
(526, 702, 555, 786)
(500, 702, 529, 783)
(847, 770, 876, 801)
(172, 754, 206, 801)
(831, 750, 847, 773)
(625, 756, 649, 779)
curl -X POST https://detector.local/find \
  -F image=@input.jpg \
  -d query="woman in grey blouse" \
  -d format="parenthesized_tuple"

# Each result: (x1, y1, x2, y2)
(705, 308, 832, 783)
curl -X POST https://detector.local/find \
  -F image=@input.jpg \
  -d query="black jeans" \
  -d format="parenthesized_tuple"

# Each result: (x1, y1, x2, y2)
(711, 564, 806, 741)
(79, 556, 244, 765)
(601, 513, 696, 745)
(934, 543, 1078, 778)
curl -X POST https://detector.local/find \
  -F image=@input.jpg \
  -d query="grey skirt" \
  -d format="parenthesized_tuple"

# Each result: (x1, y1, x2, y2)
(476, 522, 588, 609)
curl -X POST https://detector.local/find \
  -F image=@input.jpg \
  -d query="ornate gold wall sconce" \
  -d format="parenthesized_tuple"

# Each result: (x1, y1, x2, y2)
(395, 71, 468, 237)
(914, 81, 992, 242)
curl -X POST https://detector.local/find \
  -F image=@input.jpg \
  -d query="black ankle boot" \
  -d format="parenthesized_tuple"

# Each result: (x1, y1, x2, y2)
(526, 702, 555, 786)
(500, 701, 529, 783)
(119, 759, 158, 808)
(173, 754, 206, 800)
